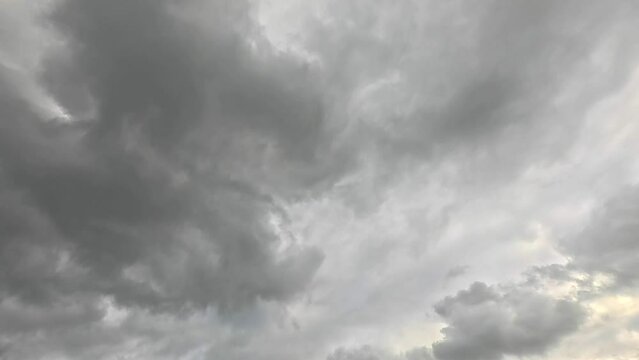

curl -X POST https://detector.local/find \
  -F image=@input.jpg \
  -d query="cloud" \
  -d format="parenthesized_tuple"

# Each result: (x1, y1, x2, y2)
(1, 0, 639, 359)
(298, 0, 639, 168)
(327, 345, 433, 360)
(563, 185, 639, 286)
(444, 266, 469, 282)
(432, 282, 585, 360)
(0, 0, 330, 314)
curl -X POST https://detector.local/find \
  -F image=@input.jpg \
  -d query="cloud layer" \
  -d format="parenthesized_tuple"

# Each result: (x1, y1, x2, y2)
(1, 0, 638, 359)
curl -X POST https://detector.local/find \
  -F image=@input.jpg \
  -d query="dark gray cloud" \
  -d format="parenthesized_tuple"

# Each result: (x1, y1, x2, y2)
(432, 282, 585, 360)
(0, 0, 328, 314)
(0, 1, 330, 356)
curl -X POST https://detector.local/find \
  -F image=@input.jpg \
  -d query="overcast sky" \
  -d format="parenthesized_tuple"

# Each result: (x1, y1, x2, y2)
(1, 0, 639, 359)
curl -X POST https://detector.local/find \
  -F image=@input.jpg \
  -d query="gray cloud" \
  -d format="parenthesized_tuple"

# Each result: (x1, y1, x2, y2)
(0, 0, 327, 318)
(563, 185, 639, 286)
(444, 266, 469, 282)
(301, 0, 639, 190)
(432, 282, 585, 360)
(328, 345, 433, 360)
(1, 0, 639, 359)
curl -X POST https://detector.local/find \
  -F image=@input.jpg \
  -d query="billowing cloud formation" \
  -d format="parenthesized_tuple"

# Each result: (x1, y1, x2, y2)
(432, 282, 585, 360)
(1, 0, 326, 315)
(1, 0, 639, 359)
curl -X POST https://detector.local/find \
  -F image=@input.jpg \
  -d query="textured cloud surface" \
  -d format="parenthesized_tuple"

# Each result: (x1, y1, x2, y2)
(1, 0, 638, 359)
(432, 282, 585, 360)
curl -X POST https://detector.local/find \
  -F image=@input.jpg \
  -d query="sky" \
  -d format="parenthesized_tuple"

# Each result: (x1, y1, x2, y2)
(1, 0, 639, 359)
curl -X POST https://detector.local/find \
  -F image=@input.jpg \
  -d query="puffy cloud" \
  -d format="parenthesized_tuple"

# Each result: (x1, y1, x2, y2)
(0, 0, 334, 356)
(432, 282, 585, 360)
(0, 0, 328, 316)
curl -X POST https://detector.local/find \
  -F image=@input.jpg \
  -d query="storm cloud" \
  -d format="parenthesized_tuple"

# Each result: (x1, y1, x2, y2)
(1, 0, 327, 313)
(1, 0, 639, 359)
